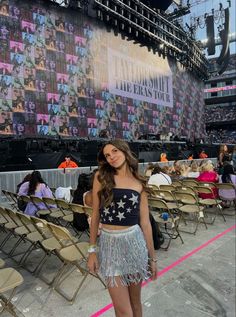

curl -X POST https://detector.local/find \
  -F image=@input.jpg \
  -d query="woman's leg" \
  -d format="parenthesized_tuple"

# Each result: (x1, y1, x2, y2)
(108, 277, 133, 317)
(128, 281, 142, 317)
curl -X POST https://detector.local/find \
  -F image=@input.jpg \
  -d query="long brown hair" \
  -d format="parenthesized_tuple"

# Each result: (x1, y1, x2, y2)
(97, 139, 151, 206)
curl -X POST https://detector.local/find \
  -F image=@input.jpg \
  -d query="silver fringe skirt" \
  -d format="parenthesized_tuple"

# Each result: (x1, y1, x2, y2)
(98, 224, 150, 287)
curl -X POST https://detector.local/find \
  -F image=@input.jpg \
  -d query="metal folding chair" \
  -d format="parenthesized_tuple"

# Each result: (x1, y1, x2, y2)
(0, 267, 24, 316)
(148, 197, 184, 250)
(47, 222, 106, 304)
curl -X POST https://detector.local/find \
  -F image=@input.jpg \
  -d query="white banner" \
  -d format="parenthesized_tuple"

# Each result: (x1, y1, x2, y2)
(108, 48, 173, 107)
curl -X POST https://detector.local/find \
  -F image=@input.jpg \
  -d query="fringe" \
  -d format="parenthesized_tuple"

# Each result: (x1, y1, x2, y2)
(98, 225, 150, 287)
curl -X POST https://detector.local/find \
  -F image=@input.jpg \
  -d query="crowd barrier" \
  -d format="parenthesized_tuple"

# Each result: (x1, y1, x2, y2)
(0, 158, 217, 202)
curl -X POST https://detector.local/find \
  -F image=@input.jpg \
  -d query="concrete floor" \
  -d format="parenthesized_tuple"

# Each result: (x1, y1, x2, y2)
(0, 206, 235, 317)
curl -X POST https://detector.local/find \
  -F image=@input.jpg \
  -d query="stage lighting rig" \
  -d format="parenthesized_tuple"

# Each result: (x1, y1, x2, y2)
(93, 0, 209, 79)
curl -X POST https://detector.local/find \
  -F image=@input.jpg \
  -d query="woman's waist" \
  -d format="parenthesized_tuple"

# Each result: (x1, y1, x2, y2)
(102, 224, 133, 231)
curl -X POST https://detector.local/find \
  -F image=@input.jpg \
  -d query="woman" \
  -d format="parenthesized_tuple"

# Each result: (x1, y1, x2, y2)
(187, 161, 200, 178)
(87, 139, 157, 316)
(160, 152, 168, 162)
(148, 164, 172, 187)
(18, 171, 54, 216)
(218, 144, 231, 168)
(219, 164, 236, 203)
(197, 161, 219, 199)
(72, 173, 91, 232)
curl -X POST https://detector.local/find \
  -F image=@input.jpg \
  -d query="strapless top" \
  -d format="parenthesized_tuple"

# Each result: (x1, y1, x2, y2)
(100, 188, 141, 226)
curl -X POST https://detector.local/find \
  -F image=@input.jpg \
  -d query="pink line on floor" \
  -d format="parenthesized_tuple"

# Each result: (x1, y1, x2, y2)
(90, 224, 236, 317)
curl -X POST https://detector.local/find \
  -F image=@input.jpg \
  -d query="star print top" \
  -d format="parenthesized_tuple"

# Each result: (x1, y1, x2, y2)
(100, 188, 141, 226)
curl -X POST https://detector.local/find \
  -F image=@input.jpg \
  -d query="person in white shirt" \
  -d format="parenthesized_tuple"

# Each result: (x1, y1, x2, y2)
(148, 164, 172, 187)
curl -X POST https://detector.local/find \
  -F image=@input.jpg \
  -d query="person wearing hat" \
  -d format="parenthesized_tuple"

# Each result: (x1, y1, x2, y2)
(58, 154, 78, 168)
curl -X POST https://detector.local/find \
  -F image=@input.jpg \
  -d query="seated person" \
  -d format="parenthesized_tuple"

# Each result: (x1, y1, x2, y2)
(58, 154, 78, 168)
(197, 161, 219, 199)
(218, 164, 236, 204)
(148, 164, 172, 188)
(16, 173, 32, 211)
(160, 152, 168, 162)
(199, 150, 208, 159)
(72, 173, 91, 231)
(144, 162, 154, 178)
(18, 171, 54, 216)
(187, 161, 200, 178)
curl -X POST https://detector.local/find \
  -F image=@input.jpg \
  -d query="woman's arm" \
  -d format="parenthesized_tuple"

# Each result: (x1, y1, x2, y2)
(87, 171, 101, 274)
(139, 190, 158, 280)
(18, 182, 29, 196)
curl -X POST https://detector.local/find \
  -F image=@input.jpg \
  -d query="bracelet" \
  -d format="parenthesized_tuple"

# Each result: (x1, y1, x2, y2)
(88, 245, 97, 253)
(150, 258, 158, 263)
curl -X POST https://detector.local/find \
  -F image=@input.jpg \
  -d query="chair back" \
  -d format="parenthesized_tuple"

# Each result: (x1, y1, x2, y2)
(69, 203, 86, 214)
(153, 189, 175, 202)
(175, 186, 196, 195)
(175, 191, 198, 205)
(172, 180, 182, 187)
(182, 179, 198, 187)
(159, 184, 176, 191)
(47, 222, 71, 247)
(19, 195, 31, 204)
(215, 183, 235, 190)
(16, 212, 35, 233)
(148, 197, 169, 210)
(195, 186, 213, 195)
(83, 206, 93, 217)
(30, 216, 51, 238)
(5, 208, 23, 226)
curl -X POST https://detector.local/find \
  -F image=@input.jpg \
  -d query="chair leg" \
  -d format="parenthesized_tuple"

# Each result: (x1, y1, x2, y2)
(0, 287, 18, 317)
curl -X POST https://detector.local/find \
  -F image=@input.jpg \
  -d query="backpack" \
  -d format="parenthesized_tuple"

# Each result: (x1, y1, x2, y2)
(149, 213, 165, 250)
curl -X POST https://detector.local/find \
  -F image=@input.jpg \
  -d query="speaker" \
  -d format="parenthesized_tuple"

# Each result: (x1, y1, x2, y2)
(206, 15, 215, 55)
(139, 151, 161, 162)
(217, 8, 230, 65)
(9, 140, 27, 157)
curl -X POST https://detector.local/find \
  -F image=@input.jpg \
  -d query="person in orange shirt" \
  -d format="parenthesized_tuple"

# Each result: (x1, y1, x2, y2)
(58, 155, 78, 168)
(187, 154, 194, 160)
(160, 152, 168, 162)
(199, 150, 208, 159)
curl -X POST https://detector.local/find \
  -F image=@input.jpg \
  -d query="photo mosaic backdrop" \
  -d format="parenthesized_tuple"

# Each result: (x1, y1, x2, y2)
(0, 0, 205, 140)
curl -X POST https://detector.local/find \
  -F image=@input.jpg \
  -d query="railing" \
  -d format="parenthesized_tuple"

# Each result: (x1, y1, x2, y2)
(0, 158, 217, 202)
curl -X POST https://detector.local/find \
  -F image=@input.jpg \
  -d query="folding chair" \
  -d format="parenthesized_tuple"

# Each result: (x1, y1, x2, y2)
(152, 189, 181, 212)
(148, 197, 184, 250)
(42, 197, 64, 224)
(30, 217, 66, 285)
(47, 223, 106, 304)
(174, 191, 207, 235)
(30, 196, 51, 218)
(175, 191, 207, 234)
(0, 267, 24, 316)
(182, 179, 199, 187)
(195, 185, 225, 223)
(172, 180, 182, 187)
(16, 213, 49, 273)
(175, 185, 196, 195)
(1, 190, 17, 210)
(0, 207, 19, 251)
(215, 183, 236, 215)
(54, 199, 73, 224)
(69, 203, 90, 238)
(2, 208, 27, 258)
(159, 184, 176, 192)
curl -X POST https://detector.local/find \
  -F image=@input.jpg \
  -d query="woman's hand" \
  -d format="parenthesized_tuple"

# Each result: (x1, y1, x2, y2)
(150, 260, 158, 280)
(87, 253, 99, 274)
